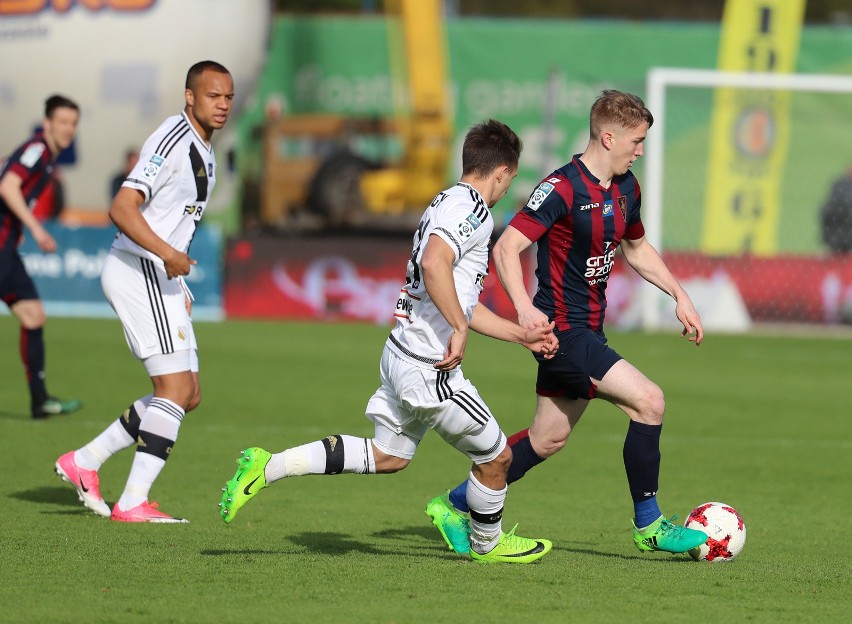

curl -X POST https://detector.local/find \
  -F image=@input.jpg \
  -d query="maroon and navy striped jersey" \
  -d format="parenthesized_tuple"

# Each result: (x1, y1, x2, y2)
(0, 132, 55, 250)
(509, 155, 645, 332)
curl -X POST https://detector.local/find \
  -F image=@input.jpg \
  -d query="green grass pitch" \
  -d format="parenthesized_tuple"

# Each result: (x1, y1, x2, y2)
(0, 316, 849, 623)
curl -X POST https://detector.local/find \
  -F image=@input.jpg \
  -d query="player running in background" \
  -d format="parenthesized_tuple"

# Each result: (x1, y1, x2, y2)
(0, 95, 83, 419)
(220, 119, 556, 564)
(54, 61, 234, 523)
(426, 90, 709, 556)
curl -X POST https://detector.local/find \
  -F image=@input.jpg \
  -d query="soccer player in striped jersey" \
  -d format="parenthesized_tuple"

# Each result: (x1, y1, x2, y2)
(219, 120, 556, 563)
(427, 90, 709, 555)
(54, 61, 234, 523)
(0, 94, 83, 419)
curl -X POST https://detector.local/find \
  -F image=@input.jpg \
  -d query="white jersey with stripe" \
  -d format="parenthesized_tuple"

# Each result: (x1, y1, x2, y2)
(388, 182, 493, 366)
(111, 112, 216, 263)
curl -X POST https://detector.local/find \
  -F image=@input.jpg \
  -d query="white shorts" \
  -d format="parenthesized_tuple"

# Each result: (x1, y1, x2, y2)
(101, 249, 198, 373)
(366, 346, 506, 464)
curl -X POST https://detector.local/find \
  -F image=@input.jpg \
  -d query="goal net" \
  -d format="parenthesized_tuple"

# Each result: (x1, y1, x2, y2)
(634, 68, 852, 331)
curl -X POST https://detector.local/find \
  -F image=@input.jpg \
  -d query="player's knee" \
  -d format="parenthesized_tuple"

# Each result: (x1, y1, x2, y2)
(636, 384, 665, 425)
(374, 453, 409, 474)
(16, 307, 45, 329)
(185, 389, 201, 413)
(529, 423, 569, 458)
(494, 444, 512, 471)
(478, 445, 512, 480)
(536, 435, 567, 458)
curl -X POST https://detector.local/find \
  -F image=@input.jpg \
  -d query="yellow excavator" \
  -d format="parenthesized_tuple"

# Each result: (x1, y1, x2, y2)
(258, 0, 451, 228)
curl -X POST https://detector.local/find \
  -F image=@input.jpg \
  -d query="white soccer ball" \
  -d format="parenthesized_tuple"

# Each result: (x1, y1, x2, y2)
(684, 502, 746, 562)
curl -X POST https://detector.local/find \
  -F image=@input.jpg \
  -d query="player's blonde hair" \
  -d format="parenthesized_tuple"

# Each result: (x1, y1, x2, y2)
(589, 90, 654, 139)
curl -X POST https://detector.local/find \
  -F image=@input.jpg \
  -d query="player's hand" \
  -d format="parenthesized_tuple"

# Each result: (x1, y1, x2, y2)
(676, 297, 704, 346)
(517, 304, 549, 330)
(522, 320, 559, 358)
(33, 227, 57, 253)
(163, 249, 196, 279)
(435, 329, 468, 371)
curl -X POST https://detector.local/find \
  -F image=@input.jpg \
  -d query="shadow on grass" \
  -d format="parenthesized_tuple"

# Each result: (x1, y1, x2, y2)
(371, 525, 443, 543)
(371, 525, 454, 552)
(10, 485, 81, 507)
(201, 527, 456, 559)
(564, 546, 697, 564)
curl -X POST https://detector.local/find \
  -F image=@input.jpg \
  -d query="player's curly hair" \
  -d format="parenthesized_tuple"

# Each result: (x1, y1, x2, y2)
(590, 90, 654, 139)
(462, 118, 523, 177)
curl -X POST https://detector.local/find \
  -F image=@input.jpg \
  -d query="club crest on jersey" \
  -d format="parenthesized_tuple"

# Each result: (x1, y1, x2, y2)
(602, 199, 614, 218)
(526, 182, 554, 211)
(617, 195, 627, 220)
(143, 155, 165, 179)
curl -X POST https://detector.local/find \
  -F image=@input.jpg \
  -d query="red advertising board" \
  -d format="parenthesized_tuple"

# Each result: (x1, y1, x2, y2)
(224, 236, 520, 324)
(224, 236, 852, 326)
(662, 252, 852, 324)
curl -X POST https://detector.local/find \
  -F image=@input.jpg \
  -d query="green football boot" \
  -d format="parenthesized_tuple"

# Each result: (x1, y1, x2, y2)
(219, 447, 272, 524)
(632, 514, 708, 553)
(33, 396, 83, 419)
(425, 491, 471, 554)
(469, 524, 552, 564)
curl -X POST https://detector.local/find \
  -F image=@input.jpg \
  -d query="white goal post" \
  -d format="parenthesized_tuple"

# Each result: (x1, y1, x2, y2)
(641, 67, 852, 330)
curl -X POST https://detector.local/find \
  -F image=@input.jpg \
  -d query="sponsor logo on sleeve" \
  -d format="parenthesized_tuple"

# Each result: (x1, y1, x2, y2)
(20, 143, 45, 168)
(142, 154, 165, 179)
(457, 212, 482, 241)
(526, 182, 554, 211)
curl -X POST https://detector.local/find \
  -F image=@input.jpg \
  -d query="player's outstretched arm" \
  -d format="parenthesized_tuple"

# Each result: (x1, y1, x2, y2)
(621, 235, 703, 346)
(469, 304, 558, 358)
(493, 225, 549, 329)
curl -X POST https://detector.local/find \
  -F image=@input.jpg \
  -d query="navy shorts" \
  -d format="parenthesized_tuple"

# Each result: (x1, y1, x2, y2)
(0, 248, 39, 307)
(533, 328, 622, 400)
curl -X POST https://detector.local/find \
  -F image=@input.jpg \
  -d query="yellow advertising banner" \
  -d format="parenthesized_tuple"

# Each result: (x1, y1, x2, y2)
(701, 0, 806, 255)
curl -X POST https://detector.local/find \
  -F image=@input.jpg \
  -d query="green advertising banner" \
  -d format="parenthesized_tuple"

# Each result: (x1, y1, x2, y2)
(235, 15, 852, 231)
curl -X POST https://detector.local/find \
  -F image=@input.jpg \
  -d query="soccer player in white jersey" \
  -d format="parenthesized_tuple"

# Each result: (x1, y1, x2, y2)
(218, 119, 556, 563)
(54, 61, 234, 523)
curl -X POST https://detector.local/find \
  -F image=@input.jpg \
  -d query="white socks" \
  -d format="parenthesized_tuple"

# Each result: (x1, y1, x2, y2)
(117, 397, 184, 511)
(265, 435, 376, 483)
(466, 471, 506, 554)
(74, 395, 152, 471)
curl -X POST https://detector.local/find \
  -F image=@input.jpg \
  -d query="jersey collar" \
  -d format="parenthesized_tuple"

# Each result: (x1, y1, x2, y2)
(181, 111, 213, 152)
(456, 181, 485, 204)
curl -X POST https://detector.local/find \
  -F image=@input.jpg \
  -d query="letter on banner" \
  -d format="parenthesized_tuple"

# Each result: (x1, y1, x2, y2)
(700, 0, 806, 255)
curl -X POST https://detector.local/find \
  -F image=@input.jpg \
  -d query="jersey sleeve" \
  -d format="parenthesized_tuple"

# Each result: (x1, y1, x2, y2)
(4, 139, 47, 182)
(123, 130, 175, 202)
(430, 197, 491, 261)
(624, 180, 645, 240)
(508, 178, 569, 243)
